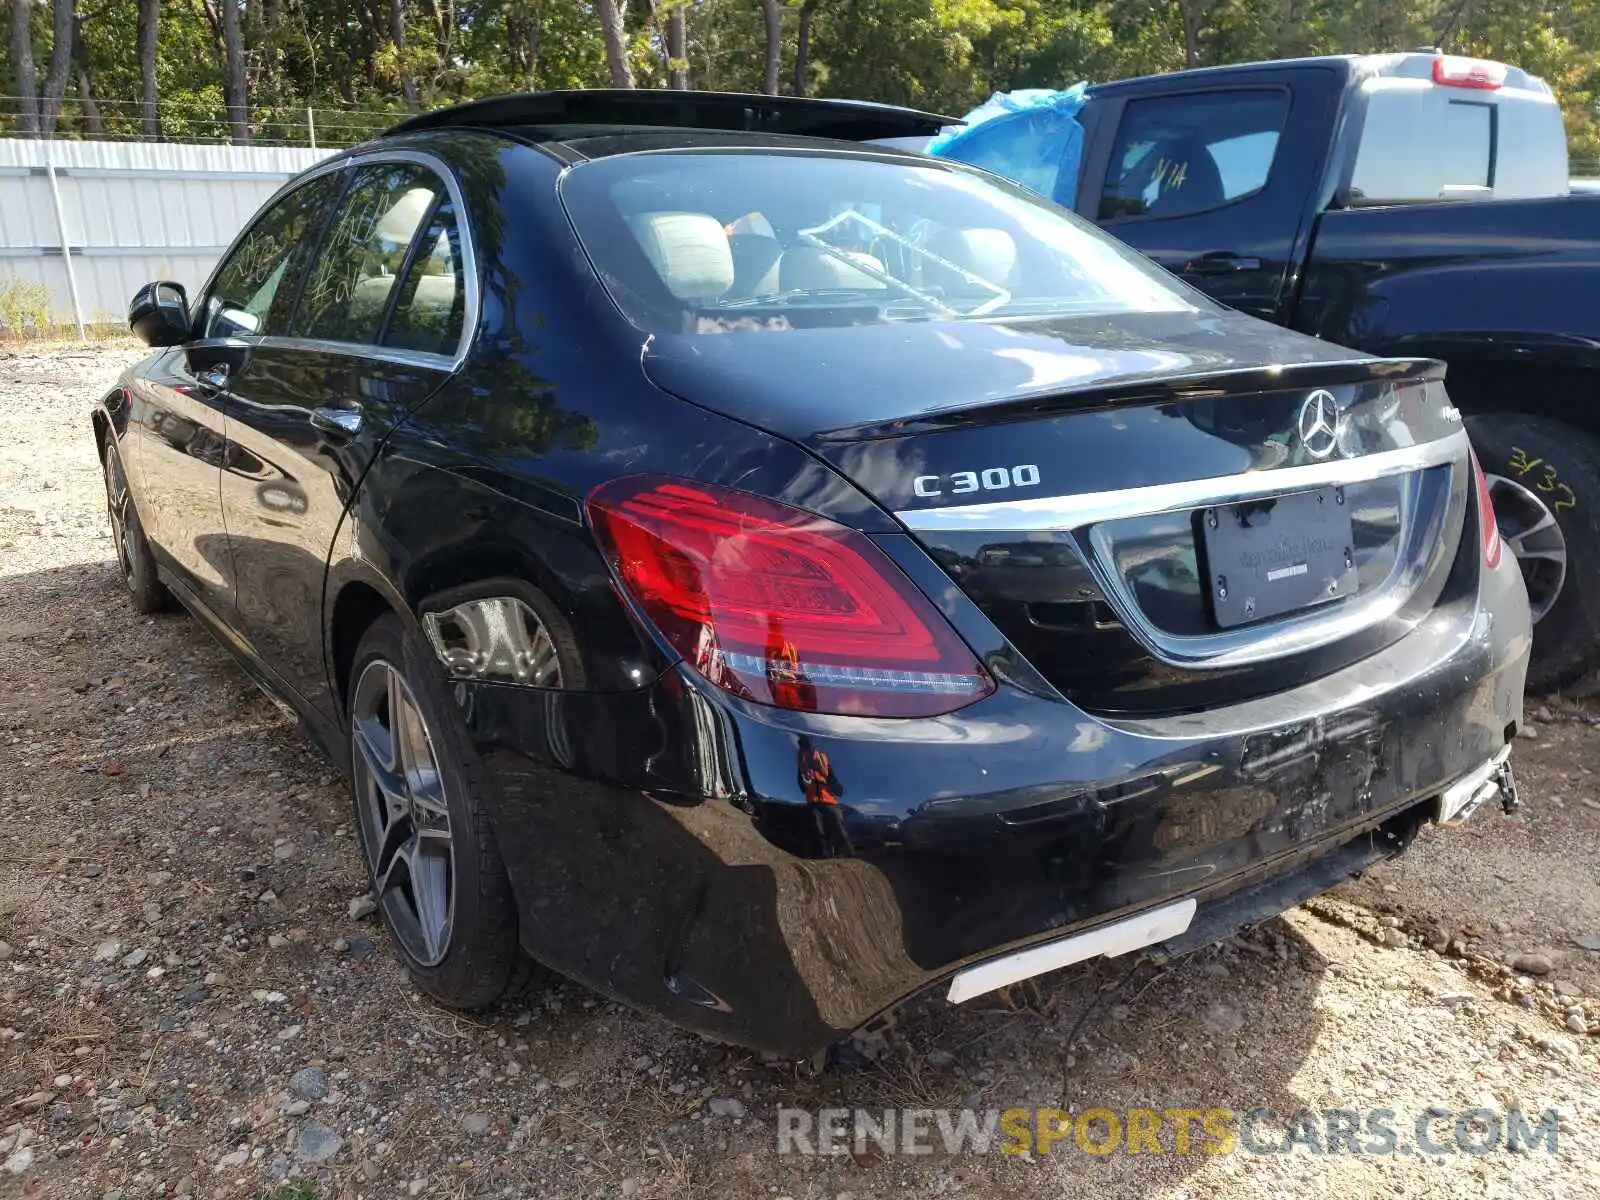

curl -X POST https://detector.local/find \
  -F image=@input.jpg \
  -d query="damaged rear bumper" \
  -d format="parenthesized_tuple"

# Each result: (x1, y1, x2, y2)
(456, 553, 1529, 1056)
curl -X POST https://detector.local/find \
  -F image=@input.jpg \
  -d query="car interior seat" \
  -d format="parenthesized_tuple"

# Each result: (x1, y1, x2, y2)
(626, 211, 737, 304)
(921, 227, 1018, 297)
(1148, 138, 1224, 214)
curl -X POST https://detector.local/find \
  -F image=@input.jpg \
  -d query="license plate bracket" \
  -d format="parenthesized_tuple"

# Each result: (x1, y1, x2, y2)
(1200, 487, 1357, 628)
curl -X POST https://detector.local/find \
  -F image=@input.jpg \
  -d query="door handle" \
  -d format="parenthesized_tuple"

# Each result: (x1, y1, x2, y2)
(309, 407, 363, 437)
(198, 362, 231, 390)
(1183, 253, 1262, 275)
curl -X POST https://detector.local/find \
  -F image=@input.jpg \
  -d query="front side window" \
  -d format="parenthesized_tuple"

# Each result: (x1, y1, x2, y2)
(560, 150, 1201, 334)
(1098, 90, 1289, 221)
(203, 171, 343, 340)
(293, 163, 451, 348)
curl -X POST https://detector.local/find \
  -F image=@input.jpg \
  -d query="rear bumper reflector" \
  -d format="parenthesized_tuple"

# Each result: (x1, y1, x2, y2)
(946, 897, 1197, 1004)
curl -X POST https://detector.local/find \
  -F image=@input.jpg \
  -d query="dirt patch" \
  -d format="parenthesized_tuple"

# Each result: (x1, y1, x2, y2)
(1, 342, 1597, 1199)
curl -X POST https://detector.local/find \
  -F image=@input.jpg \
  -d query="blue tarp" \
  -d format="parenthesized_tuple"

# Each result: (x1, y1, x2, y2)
(927, 84, 1089, 206)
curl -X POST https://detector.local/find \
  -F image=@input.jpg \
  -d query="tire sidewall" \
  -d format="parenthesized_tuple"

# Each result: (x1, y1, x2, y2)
(347, 613, 521, 1006)
(102, 437, 165, 613)
(1465, 413, 1600, 692)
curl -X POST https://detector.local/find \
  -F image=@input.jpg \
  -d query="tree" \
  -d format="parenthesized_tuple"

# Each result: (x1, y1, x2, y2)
(75, 67, 104, 135)
(666, 1, 689, 88)
(137, 0, 160, 139)
(9, 0, 40, 135)
(793, 0, 816, 95)
(761, 0, 782, 93)
(9, 0, 1600, 168)
(221, 0, 247, 143)
(597, 0, 634, 87)
(40, 0, 77, 135)
(70, 9, 104, 135)
(392, 0, 420, 109)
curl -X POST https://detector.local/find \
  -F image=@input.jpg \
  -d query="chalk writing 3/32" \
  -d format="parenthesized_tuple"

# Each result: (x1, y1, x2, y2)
(1507, 447, 1577, 512)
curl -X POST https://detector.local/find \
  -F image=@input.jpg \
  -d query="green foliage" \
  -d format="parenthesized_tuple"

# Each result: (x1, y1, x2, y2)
(0, 276, 55, 338)
(3, 0, 1600, 165)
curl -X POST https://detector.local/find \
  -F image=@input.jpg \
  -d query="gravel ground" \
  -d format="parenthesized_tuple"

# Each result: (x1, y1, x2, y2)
(2, 341, 1599, 1200)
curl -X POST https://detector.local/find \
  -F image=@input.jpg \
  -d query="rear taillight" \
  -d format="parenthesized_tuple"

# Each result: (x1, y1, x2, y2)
(587, 477, 993, 717)
(1432, 55, 1506, 90)
(1471, 451, 1502, 569)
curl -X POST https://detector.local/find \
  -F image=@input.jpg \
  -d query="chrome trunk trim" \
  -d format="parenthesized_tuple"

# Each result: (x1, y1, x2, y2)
(894, 431, 1470, 533)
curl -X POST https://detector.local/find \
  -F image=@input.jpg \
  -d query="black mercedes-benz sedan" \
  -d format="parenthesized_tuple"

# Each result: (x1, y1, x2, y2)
(94, 90, 1530, 1056)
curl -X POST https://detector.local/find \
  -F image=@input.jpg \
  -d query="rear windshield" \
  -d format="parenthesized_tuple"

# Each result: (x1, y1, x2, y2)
(559, 150, 1202, 333)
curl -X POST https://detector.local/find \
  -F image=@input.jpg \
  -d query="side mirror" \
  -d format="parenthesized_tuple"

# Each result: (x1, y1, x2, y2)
(129, 281, 192, 347)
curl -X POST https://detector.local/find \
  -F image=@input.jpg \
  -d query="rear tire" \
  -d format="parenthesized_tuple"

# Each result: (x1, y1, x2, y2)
(346, 613, 540, 1007)
(1465, 413, 1600, 692)
(100, 435, 170, 615)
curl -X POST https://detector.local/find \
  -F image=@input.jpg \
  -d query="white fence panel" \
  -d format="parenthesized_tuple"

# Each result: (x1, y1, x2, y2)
(0, 138, 334, 327)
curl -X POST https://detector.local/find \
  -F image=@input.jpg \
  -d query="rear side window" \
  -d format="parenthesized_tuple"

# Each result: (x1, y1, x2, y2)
(203, 171, 343, 340)
(1099, 90, 1289, 221)
(293, 163, 450, 347)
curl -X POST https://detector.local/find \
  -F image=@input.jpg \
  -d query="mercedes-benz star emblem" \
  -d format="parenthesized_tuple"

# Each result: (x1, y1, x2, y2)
(1297, 389, 1340, 459)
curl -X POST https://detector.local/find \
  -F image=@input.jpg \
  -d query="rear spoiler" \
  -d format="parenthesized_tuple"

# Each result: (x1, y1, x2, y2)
(813, 357, 1447, 442)
(383, 90, 958, 143)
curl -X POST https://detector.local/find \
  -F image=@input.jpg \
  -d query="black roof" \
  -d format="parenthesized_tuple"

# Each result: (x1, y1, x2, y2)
(1088, 54, 1356, 96)
(383, 90, 957, 144)
(527, 128, 941, 164)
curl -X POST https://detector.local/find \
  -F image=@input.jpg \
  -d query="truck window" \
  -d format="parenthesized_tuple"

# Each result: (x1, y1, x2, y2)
(1098, 90, 1289, 221)
(1442, 101, 1493, 188)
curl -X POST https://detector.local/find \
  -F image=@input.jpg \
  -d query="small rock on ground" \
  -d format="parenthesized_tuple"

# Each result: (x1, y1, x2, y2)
(296, 1123, 343, 1163)
(289, 1066, 329, 1101)
(348, 895, 378, 920)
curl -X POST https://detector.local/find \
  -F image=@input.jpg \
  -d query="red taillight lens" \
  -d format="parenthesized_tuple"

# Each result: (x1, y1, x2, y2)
(1432, 55, 1506, 90)
(587, 477, 994, 717)
(1471, 451, 1502, 570)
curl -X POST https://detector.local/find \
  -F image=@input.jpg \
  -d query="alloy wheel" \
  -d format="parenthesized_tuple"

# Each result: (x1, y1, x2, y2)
(350, 659, 457, 967)
(103, 445, 136, 588)
(1485, 473, 1568, 624)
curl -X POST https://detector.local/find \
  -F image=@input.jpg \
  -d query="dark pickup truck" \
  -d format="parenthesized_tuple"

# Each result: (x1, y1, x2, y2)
(935, 51, 1600, 690)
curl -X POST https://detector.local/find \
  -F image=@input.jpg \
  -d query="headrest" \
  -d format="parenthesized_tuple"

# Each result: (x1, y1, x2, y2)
(778, 246, 887, 293)
(627, 212, 735, 302)
(923, 227, 1017, 287)
(377, 188, 437, 246)
(1149, 140, 1223, 213)
(728, 233, 784, 297)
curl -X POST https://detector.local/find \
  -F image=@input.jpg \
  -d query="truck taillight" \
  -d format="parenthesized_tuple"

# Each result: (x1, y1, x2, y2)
(587, 477, 993, 717)
(1471, 451, 1502, 570)
(1432, 56, 1506, 90)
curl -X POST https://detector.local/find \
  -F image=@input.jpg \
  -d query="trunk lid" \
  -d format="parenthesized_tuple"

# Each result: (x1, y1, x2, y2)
(644, 312, 1473, 714)
(640, 309, 1378, 446)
